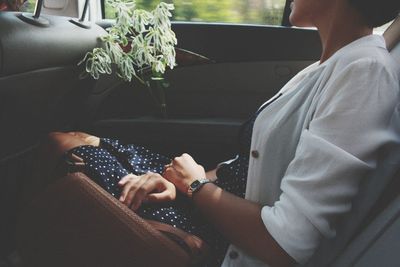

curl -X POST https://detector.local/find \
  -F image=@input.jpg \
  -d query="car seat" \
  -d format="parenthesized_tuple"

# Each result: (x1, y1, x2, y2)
(16, 170, 209, 267)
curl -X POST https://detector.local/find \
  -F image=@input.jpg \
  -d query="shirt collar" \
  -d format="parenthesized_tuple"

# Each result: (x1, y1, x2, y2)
(319, 34, 387, 67)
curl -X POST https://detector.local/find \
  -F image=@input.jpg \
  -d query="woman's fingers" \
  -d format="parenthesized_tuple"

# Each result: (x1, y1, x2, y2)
(164, 167, 184, 184)
(146, 181, 176, 203)
(118, 174, 141, 202)
(147, 191, 171, 202)
(129, 177, 158, 210)
(163, 166, 179, 183)
(130, 174, 176, 210)
(118, 172, 176, 210)
(122, 177, 147, 206)
(118, 174, 134, 186)
(119, 181, 132, 202)
(171, 153, 196, 169)
(164, 153, 206, 195)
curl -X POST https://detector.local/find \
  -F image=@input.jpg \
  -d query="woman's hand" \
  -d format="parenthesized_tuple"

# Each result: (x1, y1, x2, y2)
(163, 153, 206, 195)
(118, 172, 176, 210)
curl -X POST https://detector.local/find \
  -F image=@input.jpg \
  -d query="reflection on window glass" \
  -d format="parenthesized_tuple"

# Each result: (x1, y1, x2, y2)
(19, 0, 35, 12)
(105, 0, 286, 26)
(0, 0, 34, 11)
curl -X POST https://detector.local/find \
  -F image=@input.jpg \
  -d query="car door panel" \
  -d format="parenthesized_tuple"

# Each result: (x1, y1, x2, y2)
(87, 23, 321, 166)
(0, 12, 105, 255)
(0, 67, 94, 158)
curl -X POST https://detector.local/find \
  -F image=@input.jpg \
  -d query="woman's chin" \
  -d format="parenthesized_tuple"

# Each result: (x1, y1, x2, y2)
(289, 15, 314, 28)
(288, 12, 301, 26)
(289, 15, 301, 27)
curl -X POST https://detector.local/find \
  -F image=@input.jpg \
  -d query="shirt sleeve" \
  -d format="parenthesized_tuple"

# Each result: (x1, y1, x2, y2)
(261, 59, 399, 264)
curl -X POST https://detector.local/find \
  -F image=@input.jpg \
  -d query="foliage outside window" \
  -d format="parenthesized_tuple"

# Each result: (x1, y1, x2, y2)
(81, 1, 176, 81)
(105, 0, 286, 26)
(81, 0, 177, 118)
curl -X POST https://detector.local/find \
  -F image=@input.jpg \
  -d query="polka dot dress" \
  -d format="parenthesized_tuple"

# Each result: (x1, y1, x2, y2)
(67, 94, 281, 266)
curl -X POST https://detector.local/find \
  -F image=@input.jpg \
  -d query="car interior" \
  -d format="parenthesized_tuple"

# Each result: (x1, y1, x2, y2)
(0, 0, 399, 266)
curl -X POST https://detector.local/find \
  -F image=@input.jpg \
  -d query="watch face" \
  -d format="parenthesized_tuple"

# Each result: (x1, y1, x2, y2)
(190, 180, 201, 190)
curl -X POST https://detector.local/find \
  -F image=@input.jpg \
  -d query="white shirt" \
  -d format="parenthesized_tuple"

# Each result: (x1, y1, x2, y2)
(221, 35, 400, 266)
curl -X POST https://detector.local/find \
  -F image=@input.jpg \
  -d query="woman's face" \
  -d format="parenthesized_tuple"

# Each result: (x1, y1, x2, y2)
(289, 0, 335, 27)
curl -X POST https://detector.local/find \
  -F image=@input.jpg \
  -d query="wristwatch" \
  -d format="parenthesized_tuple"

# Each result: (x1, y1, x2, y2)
(187, 178, 211, 198)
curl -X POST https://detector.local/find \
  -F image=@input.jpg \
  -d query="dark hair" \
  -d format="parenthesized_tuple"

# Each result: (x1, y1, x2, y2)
(349, 0, 400, 27)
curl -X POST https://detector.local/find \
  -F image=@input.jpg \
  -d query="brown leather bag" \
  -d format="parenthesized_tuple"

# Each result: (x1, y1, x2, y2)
(17, 172, 210, 267)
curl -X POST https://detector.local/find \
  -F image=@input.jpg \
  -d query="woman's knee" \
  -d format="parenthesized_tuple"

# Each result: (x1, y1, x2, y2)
(67, 131, 100, 146)
(44, 131, 89, 156)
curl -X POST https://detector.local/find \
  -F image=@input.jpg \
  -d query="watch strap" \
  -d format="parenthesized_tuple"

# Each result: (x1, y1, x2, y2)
(187, 178, 211, 198)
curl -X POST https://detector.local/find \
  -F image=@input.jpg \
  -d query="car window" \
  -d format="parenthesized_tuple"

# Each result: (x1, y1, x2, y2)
(104, 0, 286, 26)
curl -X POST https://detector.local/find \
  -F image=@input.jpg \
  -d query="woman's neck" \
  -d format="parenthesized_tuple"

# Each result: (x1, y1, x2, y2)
(316, 2, 372, 63)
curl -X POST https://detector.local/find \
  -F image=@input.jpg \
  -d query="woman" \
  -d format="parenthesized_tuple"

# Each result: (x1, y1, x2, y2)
(46, 0, 400, 266)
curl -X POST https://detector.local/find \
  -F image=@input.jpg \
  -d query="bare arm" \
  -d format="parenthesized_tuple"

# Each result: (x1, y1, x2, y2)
(164, 154, 295, 267)
(194, 183, 294, 267)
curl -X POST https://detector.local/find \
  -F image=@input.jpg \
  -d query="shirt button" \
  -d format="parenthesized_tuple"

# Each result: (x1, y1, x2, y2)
(251, 150, 259, 158)
(229, 250, 239, 259)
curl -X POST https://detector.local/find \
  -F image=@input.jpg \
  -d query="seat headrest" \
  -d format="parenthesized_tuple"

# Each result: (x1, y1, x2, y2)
(384, 16, 400, 77)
